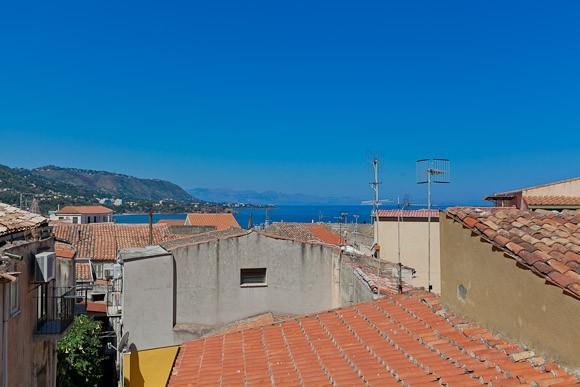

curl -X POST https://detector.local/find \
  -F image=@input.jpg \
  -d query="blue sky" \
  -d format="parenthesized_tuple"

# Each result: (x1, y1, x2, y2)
(1, 1, 579, 204)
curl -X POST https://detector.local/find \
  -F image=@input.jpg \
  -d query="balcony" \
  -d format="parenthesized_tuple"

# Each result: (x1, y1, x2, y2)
(34, 286, 75, 335)
(106, 278, 122, 317)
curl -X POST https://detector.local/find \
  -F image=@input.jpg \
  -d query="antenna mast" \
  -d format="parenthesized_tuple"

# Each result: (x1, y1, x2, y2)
(416, 158, 450, 292)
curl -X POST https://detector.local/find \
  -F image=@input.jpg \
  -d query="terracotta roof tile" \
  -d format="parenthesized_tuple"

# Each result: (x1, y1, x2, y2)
(525, 195, 580, 207)
(446, 207, 580, 298)
(0, 202, 47, 236)
(76, 261, 94, 282)
(55, 242, 76, 259)
(168, 291, 578, 386)
(57, 205, 113, 215)
(185, 213, 240, 231)
(266, 223, 343, 245)
(156, 219, 185, 226)
(52, 223, 185, 261)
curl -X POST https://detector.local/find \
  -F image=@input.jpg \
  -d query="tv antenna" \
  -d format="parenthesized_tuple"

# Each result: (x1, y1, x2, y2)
(361, 159, 391, 260)
(416, 158, 450, 292)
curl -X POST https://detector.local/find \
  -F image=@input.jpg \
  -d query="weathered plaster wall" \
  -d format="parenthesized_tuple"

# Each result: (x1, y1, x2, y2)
(121, 233, 378, 351)
(524, 179, 580, 197)
(3, 238, 58, 387)
(440, 216, 580, 369)
(376, 219, 441, 293)
(172, 232, 342, 327)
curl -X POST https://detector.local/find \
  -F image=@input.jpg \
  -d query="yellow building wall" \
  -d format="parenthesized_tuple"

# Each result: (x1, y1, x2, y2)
(123, 346, 179, 387)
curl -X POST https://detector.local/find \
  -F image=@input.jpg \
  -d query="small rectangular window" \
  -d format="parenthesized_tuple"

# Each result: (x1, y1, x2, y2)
(10, 278, 19, 315)
(240, 268, 267, 287)
(94, 263, 104, 279)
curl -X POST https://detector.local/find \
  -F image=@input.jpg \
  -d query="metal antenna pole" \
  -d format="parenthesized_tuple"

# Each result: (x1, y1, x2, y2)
(397, 197, 402, 293)
(417, 158, 450, 293)
(427, 168, 432, 293)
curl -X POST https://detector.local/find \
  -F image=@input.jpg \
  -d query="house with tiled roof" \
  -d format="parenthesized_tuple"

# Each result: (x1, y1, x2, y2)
(374, 209, 441, 293)
(52, 222, 186, 278)
(123, 290, 579, 386)
(441, 207, 580, 369)
(0, 203, 74, 386)
(265, 222, 344, 245)
(184, 212, 241, 231)
(51, 204, 114, 224)
(484, 177, 580, 210)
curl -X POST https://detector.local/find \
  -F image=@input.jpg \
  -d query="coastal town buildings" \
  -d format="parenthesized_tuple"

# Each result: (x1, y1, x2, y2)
(484, 177, 580, 210)
(51, 222, 188, 316)
(0, 203, 74, 387)
(442, 207, 580, 369)
(374, 209, 441, 293)
(110, 229, 405, 354)
(51, 205, 114, 224)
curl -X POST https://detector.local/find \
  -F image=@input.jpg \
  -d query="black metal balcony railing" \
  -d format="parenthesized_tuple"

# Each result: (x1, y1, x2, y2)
(34, 286, 75, 335)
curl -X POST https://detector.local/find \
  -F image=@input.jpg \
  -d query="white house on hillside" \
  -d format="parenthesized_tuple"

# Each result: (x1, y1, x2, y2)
(51, 205, 114, 224)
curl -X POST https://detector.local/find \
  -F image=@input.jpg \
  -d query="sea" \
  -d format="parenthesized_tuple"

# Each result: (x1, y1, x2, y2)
(113, 205, 378, 227)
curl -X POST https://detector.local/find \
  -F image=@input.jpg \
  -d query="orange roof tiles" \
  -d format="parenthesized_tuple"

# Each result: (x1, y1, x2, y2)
(168, 291, 578, 386)
(185, 213, 240, 231)
(377, 209, 440, 218)
(0, 202, 47, 236)
(85, 301, 106, 313)
(57, 205, 113, 215)
(525, 195, 580, 207)
(266, 223, 344, 245)
(157, 219, 186, 226)
(53, 223, 185, 261)
(76, 261, 94, 282)
(55, 242, 76, 259)
(446, 207, 580, 299)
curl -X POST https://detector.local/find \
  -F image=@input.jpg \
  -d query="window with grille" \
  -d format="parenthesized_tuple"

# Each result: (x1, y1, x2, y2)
(240, 268, 267, 287)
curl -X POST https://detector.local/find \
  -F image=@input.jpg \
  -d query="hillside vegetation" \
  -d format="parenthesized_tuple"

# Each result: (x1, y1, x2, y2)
(0, 164, 205, 214)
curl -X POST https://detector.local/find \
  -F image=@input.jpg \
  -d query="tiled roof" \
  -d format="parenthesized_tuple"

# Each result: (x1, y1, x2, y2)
(57, 205, 113, 215)
(446, 207, 580, 299)
(525, 196, 580, 207)
(266, 223, 343, 245)
(0, 202, 47, 236)
(76, 261, 94, 282)
(157, 219, 186, 226)
(377, 209, 440, 218)
(185, 213, 240, 231)
(168, 291, 578, 386)
(161, 228, 250, 251)
(85, 301, 106, 313)
(55, 242, 76, 259)
(354, 267, 413, 295)
(53, 223, 185, 261)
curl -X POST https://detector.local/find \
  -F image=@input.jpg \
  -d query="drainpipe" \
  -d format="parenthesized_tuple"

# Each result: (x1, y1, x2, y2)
(2, 283, 8, 387)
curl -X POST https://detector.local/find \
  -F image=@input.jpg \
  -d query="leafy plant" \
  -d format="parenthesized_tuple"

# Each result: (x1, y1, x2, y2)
(57, 315, 104, 387)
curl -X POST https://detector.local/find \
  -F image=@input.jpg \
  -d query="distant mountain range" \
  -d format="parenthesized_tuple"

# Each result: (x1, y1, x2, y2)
(0, 164, 192, 202)
(188, 187, 362, 205)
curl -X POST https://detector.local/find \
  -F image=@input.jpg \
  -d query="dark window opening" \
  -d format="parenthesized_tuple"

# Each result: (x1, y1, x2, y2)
(240, 268, 267, 287)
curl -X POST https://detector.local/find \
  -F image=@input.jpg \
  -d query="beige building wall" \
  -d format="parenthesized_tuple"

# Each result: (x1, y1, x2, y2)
(524, 178, 580, 197)
(375, 219, 441, 293)
(440, 216, 580, 369)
